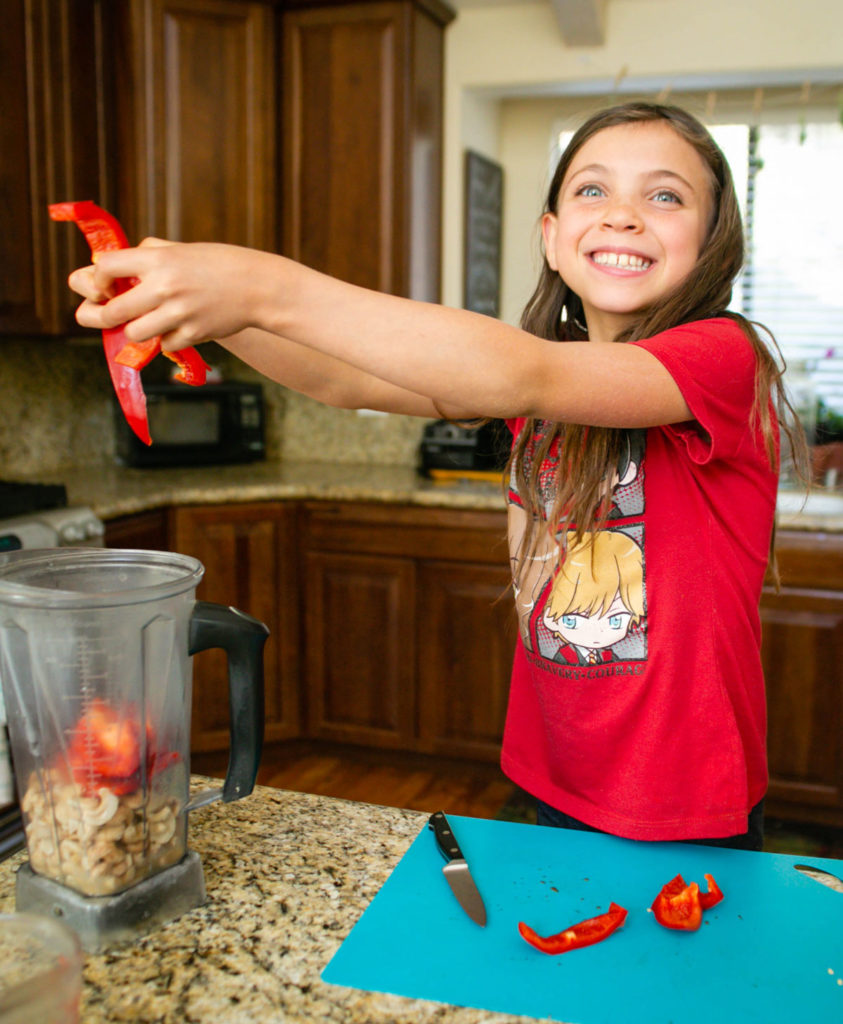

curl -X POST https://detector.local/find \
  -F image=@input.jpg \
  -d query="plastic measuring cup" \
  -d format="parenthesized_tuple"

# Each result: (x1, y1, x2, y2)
(0, 912, 82, 1023)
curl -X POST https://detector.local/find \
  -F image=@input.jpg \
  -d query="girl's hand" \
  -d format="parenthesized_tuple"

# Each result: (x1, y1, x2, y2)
(68, 239, 266, 350)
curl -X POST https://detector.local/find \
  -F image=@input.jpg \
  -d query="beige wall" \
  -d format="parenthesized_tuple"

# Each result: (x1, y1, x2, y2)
(443, 0, 843, 322)
(6, 0, 841, 477)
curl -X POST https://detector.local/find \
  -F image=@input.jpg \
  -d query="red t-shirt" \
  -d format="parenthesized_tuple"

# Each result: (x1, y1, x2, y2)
(501, 318, 778, 840)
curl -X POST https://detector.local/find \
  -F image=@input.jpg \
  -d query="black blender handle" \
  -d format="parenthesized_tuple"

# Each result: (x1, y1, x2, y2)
(188, 601, 269, 802)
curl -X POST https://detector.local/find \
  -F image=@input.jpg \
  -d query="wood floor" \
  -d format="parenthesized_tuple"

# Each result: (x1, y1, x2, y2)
(194, 740, 521, 821)
(193, 740, 843, 857)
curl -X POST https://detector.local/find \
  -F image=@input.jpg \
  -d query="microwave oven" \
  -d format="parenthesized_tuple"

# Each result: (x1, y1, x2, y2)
(115, 381, 266, 468)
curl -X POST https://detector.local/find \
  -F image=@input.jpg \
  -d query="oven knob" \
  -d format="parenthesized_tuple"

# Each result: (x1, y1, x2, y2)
(60, 523, 86, 543)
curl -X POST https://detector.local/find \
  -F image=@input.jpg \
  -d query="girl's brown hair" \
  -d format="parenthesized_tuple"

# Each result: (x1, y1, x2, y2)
(510, 101, 805, 582)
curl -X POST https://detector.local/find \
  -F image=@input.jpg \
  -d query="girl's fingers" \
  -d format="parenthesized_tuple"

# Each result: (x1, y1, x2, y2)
(68, 265, 112, 303)
(74, 297, 109, 330)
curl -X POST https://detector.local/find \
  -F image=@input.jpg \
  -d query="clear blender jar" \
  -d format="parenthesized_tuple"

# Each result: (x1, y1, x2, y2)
(0, 548, 267, 949)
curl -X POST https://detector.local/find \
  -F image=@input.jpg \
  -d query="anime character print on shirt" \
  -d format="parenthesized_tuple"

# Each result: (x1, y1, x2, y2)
(508, 425, 648, 668)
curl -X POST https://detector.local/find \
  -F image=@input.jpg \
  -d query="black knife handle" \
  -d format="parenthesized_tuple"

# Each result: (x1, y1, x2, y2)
(428, 810, 464, 862)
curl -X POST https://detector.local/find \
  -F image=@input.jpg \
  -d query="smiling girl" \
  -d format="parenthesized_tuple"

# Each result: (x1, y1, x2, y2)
(68, 102, 805, 848)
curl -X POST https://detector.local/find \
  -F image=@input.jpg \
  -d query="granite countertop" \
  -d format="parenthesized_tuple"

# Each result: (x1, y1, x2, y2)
(19, 459, 843, 531)
(0, 780, 538, 1024)
(45, 460, 508, 520)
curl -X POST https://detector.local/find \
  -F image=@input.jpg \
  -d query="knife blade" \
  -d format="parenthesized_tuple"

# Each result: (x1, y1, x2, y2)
(428, 810, 487, 926)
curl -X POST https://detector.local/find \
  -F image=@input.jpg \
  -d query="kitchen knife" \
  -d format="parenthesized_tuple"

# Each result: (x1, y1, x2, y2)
(428, 811, 487, 926)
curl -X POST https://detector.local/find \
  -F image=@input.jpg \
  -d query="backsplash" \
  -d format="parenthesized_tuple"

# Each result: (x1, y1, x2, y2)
(0, 337, 430, 477)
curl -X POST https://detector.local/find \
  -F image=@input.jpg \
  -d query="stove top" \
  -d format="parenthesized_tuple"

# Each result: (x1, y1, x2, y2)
(0, 481, 67, 519)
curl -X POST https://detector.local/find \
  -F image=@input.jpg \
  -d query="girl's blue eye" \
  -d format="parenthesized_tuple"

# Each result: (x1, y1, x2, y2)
(653, 189, 681, 204)
(562, 615, 577, 628)
(577, 184, 603, 198)
(608, 615, 622, 628)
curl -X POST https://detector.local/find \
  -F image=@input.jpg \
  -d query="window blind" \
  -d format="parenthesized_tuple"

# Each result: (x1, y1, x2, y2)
(713, 121, 843, 419)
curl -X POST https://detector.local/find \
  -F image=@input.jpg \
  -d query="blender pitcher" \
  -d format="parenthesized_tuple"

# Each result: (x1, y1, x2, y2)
(0, 547, 268, 950)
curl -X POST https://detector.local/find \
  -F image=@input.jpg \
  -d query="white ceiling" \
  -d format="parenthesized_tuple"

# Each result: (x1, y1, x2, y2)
(448, 0, 618, 46)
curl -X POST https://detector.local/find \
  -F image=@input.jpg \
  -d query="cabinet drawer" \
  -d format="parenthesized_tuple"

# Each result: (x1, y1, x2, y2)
(774, 530, 843, 590)
(301, 501, 509, 564)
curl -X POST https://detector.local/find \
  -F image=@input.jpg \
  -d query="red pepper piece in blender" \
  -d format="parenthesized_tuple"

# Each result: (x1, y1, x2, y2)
(518, 902, 628, 954)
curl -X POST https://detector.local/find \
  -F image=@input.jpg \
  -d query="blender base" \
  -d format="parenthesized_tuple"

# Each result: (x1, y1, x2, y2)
(15, 851, 207, 952)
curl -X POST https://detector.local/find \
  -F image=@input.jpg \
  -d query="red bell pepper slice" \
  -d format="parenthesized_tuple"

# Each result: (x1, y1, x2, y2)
(518, 902, 628, 954)
(651, 872, 724, 930)
(114, 339, 210, 385)
(698, 873, 724, 910)
(652, 874, 702, 931)
(48, 200, 210, 444)
(64, 698, 180, 796)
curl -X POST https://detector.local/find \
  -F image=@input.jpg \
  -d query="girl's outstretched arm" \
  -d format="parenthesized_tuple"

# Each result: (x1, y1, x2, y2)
(69, 240, 691, 428)
(69, 241, 443, 418)
(217, 327, 443, 417)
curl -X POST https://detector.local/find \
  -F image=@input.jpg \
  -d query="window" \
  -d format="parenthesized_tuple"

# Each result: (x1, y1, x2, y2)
(710, 121, 843, 422)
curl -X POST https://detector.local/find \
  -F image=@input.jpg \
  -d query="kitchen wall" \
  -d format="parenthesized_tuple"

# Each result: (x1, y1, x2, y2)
(0, 336, 428, 478)
(443, 0, 843, 323)
(6, 0, 841, 478)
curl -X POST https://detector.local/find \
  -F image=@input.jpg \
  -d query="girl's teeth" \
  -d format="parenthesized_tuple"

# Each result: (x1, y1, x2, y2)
(592, 252, 651, 270)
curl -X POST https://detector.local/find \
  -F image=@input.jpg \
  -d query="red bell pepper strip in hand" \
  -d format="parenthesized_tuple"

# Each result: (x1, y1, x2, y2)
(114, 338, 210, 385)
(518, 902, 628, 954)
(48, 200, 210, 443)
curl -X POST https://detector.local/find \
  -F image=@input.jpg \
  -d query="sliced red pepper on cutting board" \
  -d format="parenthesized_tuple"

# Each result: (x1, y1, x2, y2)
(651, 872, 724, 930)
(698, 873, 724, 910)
(652, 874, 702, 931)
(48, 200, 210, 444)
(518, 901, 628, 954)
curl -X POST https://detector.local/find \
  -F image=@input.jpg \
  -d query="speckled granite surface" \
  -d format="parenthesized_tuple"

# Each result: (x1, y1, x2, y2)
(9, 458, 843, 532)
(0, 339, 431, 477)
(0, 781, 542, 1024)
(23, 460, 508, 520)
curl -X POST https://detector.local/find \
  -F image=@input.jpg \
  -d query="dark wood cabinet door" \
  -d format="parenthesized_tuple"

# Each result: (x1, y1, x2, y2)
(172, 503, 300, 752)
(104, 509, 171, 551)
(112, 0, 276, 250)
(762, 586, 843, 825)
(0, 0, 110, 335)
(416, 560, 515, 761)
(304, 550, 416, 748)
(282, 0, 451, 300)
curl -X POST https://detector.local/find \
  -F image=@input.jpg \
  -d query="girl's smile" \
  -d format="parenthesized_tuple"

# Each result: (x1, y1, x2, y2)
(542, 120, 713, 341)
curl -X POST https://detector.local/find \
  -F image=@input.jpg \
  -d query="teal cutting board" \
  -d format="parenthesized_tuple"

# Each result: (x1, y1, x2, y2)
(321, 815, 843, 1024)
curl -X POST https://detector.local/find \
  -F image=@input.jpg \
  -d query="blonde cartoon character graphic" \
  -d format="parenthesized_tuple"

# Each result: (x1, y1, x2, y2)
(542, 530, 645, 666)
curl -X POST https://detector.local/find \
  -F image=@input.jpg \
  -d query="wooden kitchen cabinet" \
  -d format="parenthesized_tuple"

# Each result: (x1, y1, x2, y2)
(416, 560, 515, 760)
(104, 508, 171, 550)
(0, 0, 112, 335)
(171, 502, 301, 752)
(304, 549, 417, 748)
(301, 502, 514, 759)
(762, 530, 843, 827)
(281, 0, 454, 301)
(100, 494, 843, 829)
(107, 0, 277, 250)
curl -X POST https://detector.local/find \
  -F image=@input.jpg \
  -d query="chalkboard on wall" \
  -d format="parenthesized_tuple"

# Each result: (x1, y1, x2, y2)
(463, 151, 503, 318)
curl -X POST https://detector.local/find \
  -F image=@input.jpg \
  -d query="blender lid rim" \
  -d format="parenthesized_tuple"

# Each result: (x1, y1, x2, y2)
(0, 547, 205, 607)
